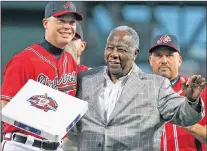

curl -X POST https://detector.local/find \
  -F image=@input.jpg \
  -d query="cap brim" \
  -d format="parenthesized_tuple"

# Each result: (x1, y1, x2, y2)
(75, 33, 82, 40)
(52, 10, 83, 21)
(149, 44, 179, 53)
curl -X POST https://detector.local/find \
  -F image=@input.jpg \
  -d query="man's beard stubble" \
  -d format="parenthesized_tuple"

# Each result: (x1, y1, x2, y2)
(65, 43, 78, 62)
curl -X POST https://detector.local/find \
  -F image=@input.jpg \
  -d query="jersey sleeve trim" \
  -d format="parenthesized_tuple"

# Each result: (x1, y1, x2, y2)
(1, 95, 12, 102)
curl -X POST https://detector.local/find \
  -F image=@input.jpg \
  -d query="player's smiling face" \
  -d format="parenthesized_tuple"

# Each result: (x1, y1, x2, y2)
(43, 14, 76, 49)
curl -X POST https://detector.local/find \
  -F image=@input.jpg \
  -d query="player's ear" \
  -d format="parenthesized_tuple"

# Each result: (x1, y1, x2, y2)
(178, 53, 182, 68)
(149, 54, 153, 67)
(81, 41, 86, 51)
(42, 18, 48, 29)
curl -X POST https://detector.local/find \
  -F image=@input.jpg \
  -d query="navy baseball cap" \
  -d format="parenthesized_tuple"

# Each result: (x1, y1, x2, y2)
(149, 34, 180, 53)
(45, 1, 83, 21)
(75, 23, 83, 40)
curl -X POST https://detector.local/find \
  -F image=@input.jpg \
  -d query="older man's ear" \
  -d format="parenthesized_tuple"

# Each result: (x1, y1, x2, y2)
(133, 49, 139, 61)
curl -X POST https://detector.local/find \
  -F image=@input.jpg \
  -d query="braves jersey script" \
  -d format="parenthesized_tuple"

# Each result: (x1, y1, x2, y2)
(1, 43, 78, 138)
(160, 75, 206, 151)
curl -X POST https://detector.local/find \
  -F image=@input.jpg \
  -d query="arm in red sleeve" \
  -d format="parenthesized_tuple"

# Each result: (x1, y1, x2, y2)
(1, 59, 31, 103)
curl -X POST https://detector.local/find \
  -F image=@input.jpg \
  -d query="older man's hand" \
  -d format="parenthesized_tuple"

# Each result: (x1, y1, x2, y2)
(180, 75, 207, 102)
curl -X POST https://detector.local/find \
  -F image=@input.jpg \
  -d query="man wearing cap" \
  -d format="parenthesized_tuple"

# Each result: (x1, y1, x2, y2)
(148, 34, 207, 151)
(65, 23, 89, 72)
(62, 23, 89, 151)
(1, 1, 82, 151)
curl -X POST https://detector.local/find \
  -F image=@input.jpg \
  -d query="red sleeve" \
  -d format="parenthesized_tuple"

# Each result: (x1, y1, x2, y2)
(78, 65, 88, 72)
(198, 87, 207, 125)
(1, 59, 30, 102)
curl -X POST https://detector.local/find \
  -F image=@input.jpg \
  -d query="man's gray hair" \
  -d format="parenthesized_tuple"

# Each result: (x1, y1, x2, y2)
(107, 26, 139, 52)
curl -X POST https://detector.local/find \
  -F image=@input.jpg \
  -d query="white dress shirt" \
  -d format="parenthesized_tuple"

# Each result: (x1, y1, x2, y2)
(98, 65, 134, 122)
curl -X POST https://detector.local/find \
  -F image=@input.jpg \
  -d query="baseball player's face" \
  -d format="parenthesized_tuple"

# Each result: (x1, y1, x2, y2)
(43, 14, 76, 49)
(71, 36, 86, 57)
(104, 31, 137, 80)
(64, 36, 86, 64)
(149, 47, 182, 80)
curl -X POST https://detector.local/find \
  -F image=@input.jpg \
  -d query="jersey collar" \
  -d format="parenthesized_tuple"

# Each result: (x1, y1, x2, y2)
(38, 39, 64, 59)
(170, 75, 180, 86)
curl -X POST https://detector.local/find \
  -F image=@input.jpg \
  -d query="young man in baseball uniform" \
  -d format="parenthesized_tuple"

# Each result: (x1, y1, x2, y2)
(1, 1, 83, 151)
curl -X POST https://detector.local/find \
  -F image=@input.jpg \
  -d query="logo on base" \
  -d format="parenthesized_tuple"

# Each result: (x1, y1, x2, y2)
(27, 93, 58, 112)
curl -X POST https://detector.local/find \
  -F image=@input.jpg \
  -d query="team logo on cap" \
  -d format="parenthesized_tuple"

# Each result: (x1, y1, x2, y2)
(157, 35, 171, 44)
(64, 1, 75, 11)
(27, 93, 58, 112)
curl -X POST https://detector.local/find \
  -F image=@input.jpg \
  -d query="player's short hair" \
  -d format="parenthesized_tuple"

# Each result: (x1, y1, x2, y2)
(107, 26, 139, 53)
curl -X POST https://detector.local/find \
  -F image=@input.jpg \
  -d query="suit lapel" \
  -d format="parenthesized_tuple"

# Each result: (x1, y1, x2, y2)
(107, 65, 145, 123)
(88, 68, 106, 124)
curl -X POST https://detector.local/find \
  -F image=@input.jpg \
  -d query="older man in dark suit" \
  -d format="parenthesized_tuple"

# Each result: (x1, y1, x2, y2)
(69, 26, 206, 151)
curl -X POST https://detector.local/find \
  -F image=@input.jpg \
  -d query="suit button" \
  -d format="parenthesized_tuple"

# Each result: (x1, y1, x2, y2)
(98, 143, 102, 147)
